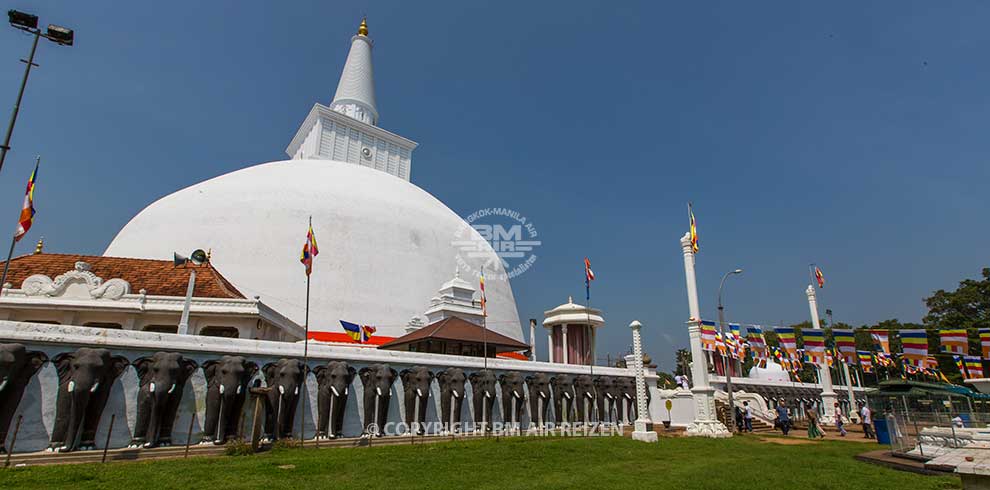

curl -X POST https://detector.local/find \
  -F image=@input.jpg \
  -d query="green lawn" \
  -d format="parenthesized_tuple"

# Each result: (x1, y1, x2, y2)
(0, 435, 960, 489)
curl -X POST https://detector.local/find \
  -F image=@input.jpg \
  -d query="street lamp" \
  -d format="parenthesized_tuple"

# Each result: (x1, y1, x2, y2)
(717, 268, 743, 432)
(0, 10, 75, 175)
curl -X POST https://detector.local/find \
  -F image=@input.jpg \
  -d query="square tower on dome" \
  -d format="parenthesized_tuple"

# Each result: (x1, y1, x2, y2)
(284, 18, 418, 181)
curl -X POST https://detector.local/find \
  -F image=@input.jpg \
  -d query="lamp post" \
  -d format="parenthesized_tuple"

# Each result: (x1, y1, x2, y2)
(717, 268, 743, 432)
(0, 10, 74, 175)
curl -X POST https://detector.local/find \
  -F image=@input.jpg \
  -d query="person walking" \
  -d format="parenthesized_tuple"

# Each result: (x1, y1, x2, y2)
(860, 403, 875, 439)
(775, 401, 790, 436)
(806, 407, 826, 439)
(743, 401, 754, 433)
(834, 402, 847, 437)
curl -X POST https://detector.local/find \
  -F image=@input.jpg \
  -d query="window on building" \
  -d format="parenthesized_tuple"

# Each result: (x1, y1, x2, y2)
(200, 326, 239, 338)
(143, 325, 178, 334)
(84, 322, 123, 329)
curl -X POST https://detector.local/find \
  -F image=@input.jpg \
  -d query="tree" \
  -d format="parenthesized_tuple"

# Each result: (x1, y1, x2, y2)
(924, 267, 990, 331)
(656, 371, 676, 389)
(674, 348, 691, 377)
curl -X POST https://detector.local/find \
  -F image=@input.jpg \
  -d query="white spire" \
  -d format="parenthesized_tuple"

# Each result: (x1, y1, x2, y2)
(330, 18, 378, 126)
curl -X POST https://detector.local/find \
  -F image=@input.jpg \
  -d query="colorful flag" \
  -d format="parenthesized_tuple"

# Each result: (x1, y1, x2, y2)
(700, 321, 717, 351)
(688, 203, 699, 254)
(857, 351, 874, 373)
(748, 326, 767, 360)
(13, 159, 39, 242)
(803, 329, 826, 365)
(814, 266, 825, 288)
(300, 224, 319, 276)
(479, 269, 487, 317)
(955, 356, 966, 376)
(584, 257, 594, 301)
(965, 356, 985, 379)
(833, 329, 858, 364)
(775, 327, 798, 358)
(980, 329, 990, 359)
(729, 324, 745, 359)
(340, 320, 376, 343)
(870, 330, 891, 355)
(899, 329, 930, 362)
(940, 329, 968, 355)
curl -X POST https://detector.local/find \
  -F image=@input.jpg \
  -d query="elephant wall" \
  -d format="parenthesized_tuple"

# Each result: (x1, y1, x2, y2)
(0, 321, 661, 453)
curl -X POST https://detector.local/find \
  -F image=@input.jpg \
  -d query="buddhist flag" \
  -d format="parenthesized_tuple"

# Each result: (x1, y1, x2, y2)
(955, 356, 966, 376)
(814, 266, 825, 288)
(729, 324, 744, 359)
(13, 158, 39, 242)
(870, 329, 891, 355)
(899, 329, 930, 362)
(479, 269, 487, 317)
(688, 203, 699, 254)
(300, 224, 319, 276)
(774, 327, 798, 358)
(980, 329, 990, 359)
(584, 257, 594, 301)
(965, 356, 985, 379)
(700, 321, 717, 352)
(803, 329, 826, 365)
(748, 326, 767, 360)
(940, 329, 968, 355)
(857, 351, 874, 373)
(833, 329, 857, 365)
(340, 320, 376, 343)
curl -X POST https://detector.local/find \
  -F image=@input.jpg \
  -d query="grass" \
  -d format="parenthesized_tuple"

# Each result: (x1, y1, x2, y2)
(0, 435, 960, 490)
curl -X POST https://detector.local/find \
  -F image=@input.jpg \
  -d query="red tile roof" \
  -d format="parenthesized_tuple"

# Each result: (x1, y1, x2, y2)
(0, 253, 244, 299)
(378, 316, 529, 353)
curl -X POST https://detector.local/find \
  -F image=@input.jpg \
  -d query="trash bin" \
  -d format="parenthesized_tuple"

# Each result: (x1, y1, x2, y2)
(874, 418, 890, 445)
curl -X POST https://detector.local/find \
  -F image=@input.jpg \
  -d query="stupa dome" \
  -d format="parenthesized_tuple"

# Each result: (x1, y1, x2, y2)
(104, 159, 522, 341)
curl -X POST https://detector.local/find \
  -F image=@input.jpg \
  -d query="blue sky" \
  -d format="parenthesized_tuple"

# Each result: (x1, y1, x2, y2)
(1, 1, 988, 371)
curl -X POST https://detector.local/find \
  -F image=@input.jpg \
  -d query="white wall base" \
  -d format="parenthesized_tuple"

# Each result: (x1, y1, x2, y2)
(685, 420, 732, 438)
(632, 430, 658, 443)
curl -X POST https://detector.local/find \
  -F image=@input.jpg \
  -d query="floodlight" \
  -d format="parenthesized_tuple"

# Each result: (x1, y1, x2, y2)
(8, 10, 38, 30)
(46, 24, 73, 45)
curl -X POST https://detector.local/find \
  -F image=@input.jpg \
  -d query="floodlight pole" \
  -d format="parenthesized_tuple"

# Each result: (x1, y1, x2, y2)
(717, 269, 742, 433)
(0, 29, 39, 175)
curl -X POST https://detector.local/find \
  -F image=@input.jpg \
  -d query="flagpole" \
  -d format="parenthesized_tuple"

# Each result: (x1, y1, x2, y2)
(0, 156, 39, 296)
(300, 216, 312, 445)
(481, 266, 488, 371)
(586, 270, 594, 377)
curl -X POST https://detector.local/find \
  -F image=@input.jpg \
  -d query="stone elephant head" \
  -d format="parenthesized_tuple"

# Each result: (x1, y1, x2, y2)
(436, 367, 466, 433)
(573, 374, 597, 424)
(49, 348, 129, 452)
(525, 372, 551, 428)
(468, 369, 497, 432)
(359, 364, 396, 437)
(498, 371, 526, 426)
(616, 377, 642, 422)
(550, 374, 576, 425)
(201, 356, 258, 445)
(130, 352, 197, 448)
(0, 343, 47, 453)
(594, 376, 620, 424)
(313, 361, 355, 439)
(400, 366, 434, 435)
(263, 358, 307, 441)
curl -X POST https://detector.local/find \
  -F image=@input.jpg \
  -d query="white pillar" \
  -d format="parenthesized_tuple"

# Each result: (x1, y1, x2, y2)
(680, 232, 730, 438)
(591, 325, 597, 366)
(547, 330, 554, 363)
(562, 325, 569, 364)
(629, 320, 657, 442)
(806, 285, 837, 424)
(529, 319, 537, 361)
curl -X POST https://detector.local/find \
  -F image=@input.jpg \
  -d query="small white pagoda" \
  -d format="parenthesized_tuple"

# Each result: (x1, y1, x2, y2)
(543, 297, 604, 365)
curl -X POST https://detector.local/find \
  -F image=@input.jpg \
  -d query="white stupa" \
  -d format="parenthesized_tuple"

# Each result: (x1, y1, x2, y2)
(104, 19, 522, 341)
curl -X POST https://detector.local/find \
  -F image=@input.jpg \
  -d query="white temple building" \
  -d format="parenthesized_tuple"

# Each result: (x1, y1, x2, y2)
(104, 19, 522, 344)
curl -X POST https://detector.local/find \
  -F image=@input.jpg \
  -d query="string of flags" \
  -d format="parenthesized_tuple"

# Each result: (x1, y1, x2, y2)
(699, 321, 990, 381)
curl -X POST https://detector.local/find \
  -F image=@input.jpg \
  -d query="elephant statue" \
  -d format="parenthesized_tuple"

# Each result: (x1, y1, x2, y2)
(573, 374, 597, 424)
(48, 348, 129, 452)
(129, 352, 198, 448)
(400, 366, 434, 435)
(359, 364, 396, 437)
(468, 369, 497, 432)
(201, 356, 257, 445)
(594, 376, 619, 425)
(0, 343, 47, 453)
(263, 358, 307, 441)
(550, 374, 576, 425)
(525, 372, 551, 429)
(498, 371, 526, 429)
(615, 377, 635, 423)
(436, 367, 466, 433)
(313, 361, 354, 439)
